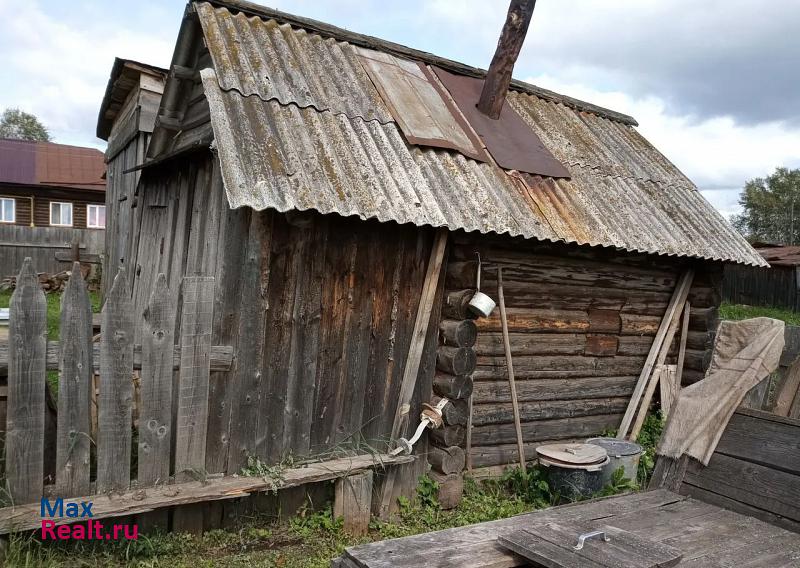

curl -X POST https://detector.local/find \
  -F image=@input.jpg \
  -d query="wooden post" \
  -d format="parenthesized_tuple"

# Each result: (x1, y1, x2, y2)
(466, 393, 474, 471)
(173, 276, 215, 533)
(617, 269, 694, 439)
(137, 274, 175, 531)
(334, 471, 374, 536)
(378, 228, 448, 517)
(55, 262, 93, 497)
(138, 274, 175, 486)
(476, 0, 537, 119)
(6, 258, 47, 503)
(674, 302, 691, 388)
(97, 268, 134, 493)
(497, 266, 525, 470)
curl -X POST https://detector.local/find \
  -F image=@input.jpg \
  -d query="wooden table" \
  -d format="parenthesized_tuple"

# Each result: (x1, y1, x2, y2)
(338, 490, 800, 567)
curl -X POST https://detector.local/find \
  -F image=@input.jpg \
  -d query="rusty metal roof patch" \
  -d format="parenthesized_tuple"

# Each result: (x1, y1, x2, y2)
(433, 67, 570, 179)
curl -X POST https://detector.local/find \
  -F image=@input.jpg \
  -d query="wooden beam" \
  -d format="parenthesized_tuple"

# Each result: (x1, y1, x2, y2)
(476, 0, 536, 119)
(0, 342, 234, 375)
(674, 302, 691, 388)
(617, 269, 694, 439)
(497, 266, 526, 470)
(0, 454, 413, 534)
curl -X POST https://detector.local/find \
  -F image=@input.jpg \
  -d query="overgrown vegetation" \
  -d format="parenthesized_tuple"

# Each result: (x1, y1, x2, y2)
(720, 301, 800, 326)
(2, 443, 654, 568)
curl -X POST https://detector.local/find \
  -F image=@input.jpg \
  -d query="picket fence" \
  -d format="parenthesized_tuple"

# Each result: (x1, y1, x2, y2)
(0, 258, 408, 534)
(4, 258, 215, 508)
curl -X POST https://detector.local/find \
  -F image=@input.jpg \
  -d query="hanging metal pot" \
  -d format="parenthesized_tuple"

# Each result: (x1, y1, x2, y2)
(468, 253, 496, 318)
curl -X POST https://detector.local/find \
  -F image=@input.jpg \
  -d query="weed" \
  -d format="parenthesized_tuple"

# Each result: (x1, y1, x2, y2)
(239, 454, 292, 492)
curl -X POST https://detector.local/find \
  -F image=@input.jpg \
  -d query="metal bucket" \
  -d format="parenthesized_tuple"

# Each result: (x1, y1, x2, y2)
(468, 291, 496, 318)
(586, 437, 643, 486)
(539, 455, 610, 499)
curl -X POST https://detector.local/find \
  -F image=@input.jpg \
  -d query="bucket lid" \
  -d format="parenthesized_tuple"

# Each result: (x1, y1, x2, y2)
(536, 443, 607, 467)
(585, 437, 643, 458)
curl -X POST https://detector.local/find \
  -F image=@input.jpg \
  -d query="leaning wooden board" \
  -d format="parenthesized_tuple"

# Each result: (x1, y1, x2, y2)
(498, 522, 682, 568)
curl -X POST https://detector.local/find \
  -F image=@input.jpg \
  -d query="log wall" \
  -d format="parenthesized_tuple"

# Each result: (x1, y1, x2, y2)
(446, 233, 722, 469)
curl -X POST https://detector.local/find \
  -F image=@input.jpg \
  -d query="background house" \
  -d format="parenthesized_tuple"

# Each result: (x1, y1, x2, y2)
(97, 0, 765, 524)
(0, 138, 106, 275)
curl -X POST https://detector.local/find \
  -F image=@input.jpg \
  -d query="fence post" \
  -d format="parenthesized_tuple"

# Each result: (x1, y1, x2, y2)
(173, 276, 215, 533)
(6, 258, 47, 503)
(138, 273, 175, 486)
(55, 262, 93, 497)
(97, 267, 134, 493)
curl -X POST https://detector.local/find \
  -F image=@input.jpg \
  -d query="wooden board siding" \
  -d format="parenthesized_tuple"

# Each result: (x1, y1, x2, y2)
(447, 233, 722, 469)
(104, 133, 149, 295)
(128, 153, 443, 489)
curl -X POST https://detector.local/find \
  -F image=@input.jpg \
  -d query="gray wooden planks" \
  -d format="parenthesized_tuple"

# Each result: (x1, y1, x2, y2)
(6, 258, 47, 503)
(174, 276, 215, 481)
(97, 267, 135, 493)
(138, 273, 175, 486)
(55, 262, 93, 497)
(499, 523, 682, 568)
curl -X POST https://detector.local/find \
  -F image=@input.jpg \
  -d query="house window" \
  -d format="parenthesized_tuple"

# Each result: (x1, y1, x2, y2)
(50, 202, 73, 227)
(0, 198, 14, 223)
(87, 204, 106, 229)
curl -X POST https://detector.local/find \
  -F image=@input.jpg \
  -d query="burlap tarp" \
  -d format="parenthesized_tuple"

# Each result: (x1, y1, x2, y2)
(658, 317, 784, 464)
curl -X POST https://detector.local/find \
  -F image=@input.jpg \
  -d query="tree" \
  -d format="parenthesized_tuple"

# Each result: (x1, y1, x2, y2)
(0, 108, 51, 142)
(732, 167, 800, 245)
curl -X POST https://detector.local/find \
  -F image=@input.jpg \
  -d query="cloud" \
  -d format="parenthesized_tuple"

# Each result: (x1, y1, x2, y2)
(414, 0, 800, 126)
(0, 0, 178, 147)
(525, 73, 800, 216)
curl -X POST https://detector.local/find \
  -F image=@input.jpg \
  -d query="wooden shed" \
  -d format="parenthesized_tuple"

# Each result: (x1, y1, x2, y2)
(99, 0, 766, 517)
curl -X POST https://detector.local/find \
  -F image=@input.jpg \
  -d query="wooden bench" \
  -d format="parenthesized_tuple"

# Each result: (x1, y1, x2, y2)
(334, 409, 800, 567)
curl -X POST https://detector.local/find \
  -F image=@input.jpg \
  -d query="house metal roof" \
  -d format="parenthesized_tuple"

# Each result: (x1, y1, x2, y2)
(175, 1, 766, 266)
(0, 138, 105, 192)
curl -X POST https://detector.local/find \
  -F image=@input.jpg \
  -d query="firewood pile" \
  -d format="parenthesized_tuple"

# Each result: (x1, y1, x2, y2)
(1, 265, 91, 293)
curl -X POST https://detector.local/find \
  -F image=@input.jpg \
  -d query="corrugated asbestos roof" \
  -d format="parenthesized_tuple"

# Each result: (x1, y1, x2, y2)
(192, 1, 765, 267)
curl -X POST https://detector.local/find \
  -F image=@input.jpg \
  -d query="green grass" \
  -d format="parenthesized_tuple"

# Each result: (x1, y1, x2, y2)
(1, 288, 102, 398)
(720, 302, 800, 326)
(0, 289, 102, 341)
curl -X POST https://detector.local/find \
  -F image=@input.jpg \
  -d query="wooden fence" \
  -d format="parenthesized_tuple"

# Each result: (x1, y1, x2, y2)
(722, 263, 798, 312)
(0, 225, 104, 277)
(0, 258, 409, 534)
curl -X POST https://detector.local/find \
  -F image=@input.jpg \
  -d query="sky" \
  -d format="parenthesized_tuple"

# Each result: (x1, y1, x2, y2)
(1, 0, 798, 218)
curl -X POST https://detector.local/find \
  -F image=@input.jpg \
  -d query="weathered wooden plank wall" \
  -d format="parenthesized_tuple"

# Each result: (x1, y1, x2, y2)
(678, 408, 800, 533)
(128, 153, 443, 500)
(0, 225, 104, 277)
(722, 263, 797, 312)
(103, 133, 149, 296)
(447, 233, 721, 469)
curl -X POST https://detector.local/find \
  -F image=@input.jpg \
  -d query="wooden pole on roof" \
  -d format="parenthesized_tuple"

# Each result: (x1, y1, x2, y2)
(477, 0, 537, 119)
